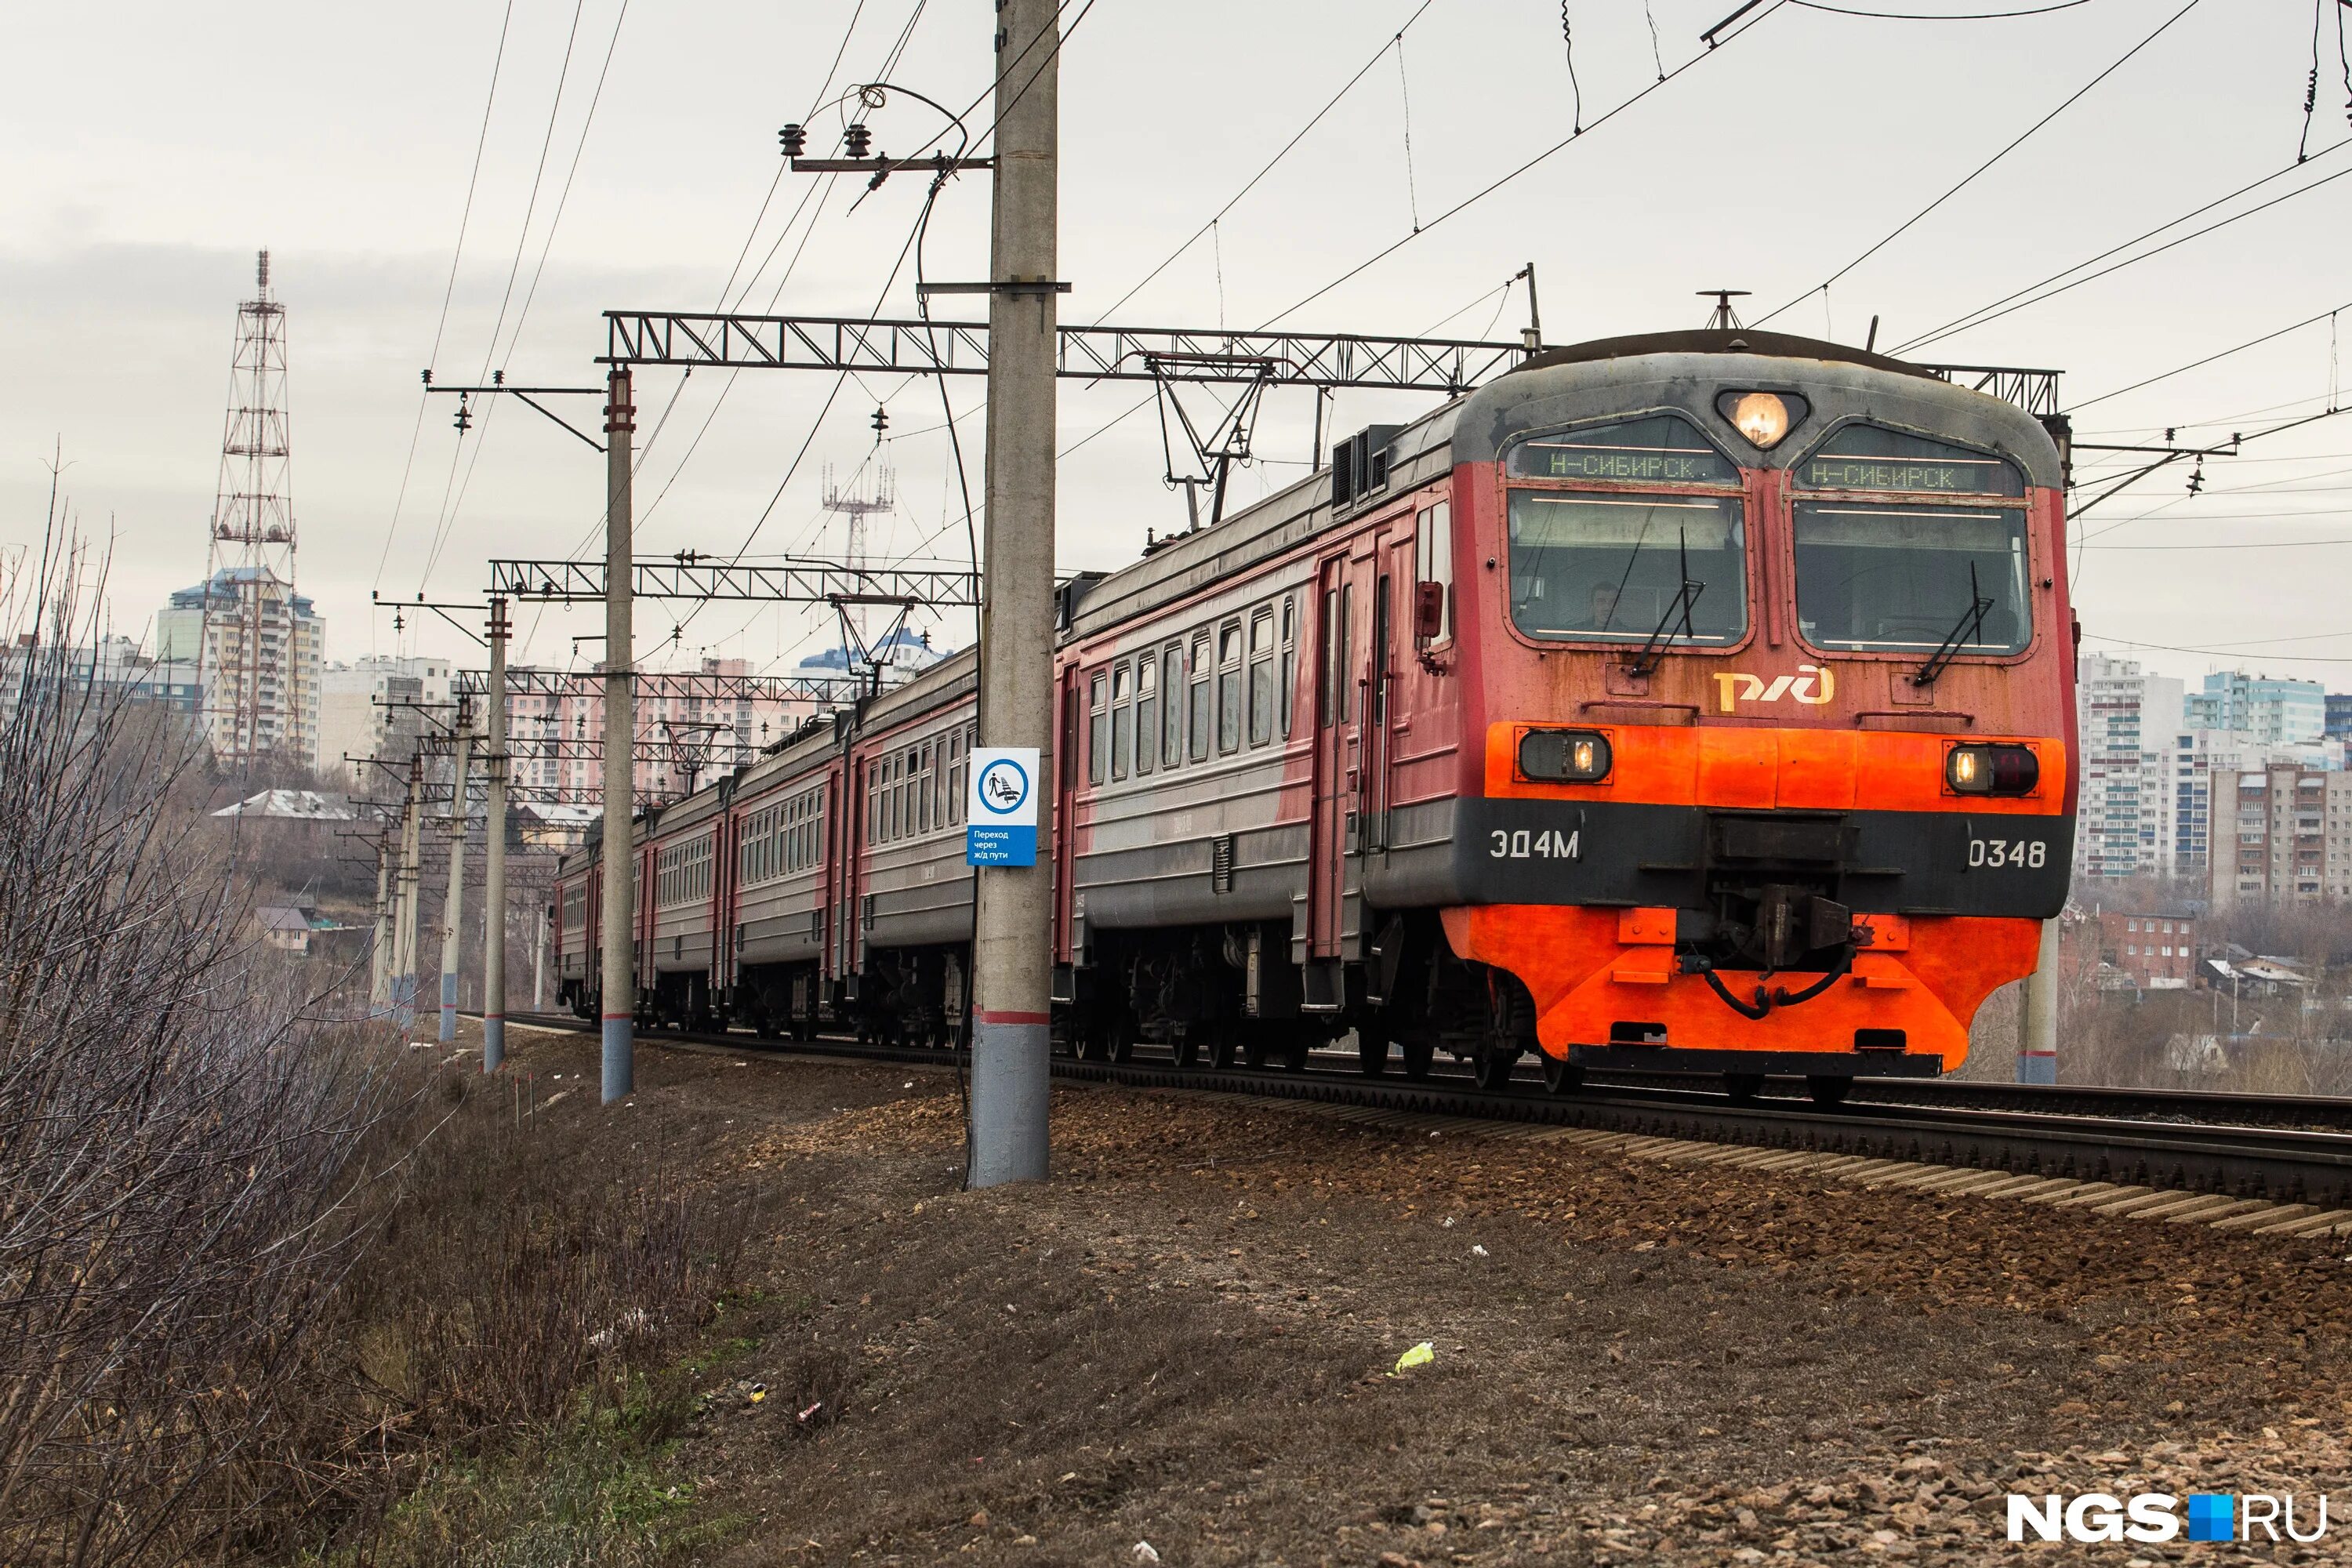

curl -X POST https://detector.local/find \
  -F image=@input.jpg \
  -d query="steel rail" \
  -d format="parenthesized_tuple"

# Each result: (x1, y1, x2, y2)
(495, 1012, 2352, 1207)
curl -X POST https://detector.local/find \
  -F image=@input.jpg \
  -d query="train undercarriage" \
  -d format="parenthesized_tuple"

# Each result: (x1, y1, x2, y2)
(560, 907, 1868, 1104)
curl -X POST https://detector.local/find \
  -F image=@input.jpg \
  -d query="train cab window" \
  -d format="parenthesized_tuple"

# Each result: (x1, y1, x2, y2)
(1110, 662, 1134, 780)
(1134, 659, 1157, 777)
(1415, 502, 1454, 644)
(1504, 415, 1747, 647)
(1247, 608, 1276, 747)
(1188, 633, 1212, 761)
(1088, 672, 1109, 786)
(1278, 596, 1298, 737)
(1217, 622, 1244, 753)
(1791, 426, 2030, 656)
(1161, 646, 1184, 768)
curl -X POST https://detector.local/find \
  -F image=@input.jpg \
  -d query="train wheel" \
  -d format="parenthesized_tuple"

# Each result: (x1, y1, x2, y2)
(1107, 1012, 1137, 1065)
(1356, 1028, 1389, 1076)
(1474, 1047, 1520, 1094)
(1806, 1075, 1853, 1106)
(1723, 1073, 1766, 1103)
(1280, 1036, 1312, 1072)
(1171, 1031, 1200, 1069)
(1209, 1031, 1238, 1070)
(1541, 1053, 1584, 1096)
(1400, 1037, 1435, 1080)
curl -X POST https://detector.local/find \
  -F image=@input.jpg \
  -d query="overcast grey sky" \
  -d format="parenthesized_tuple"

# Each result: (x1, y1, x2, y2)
(4, 0, 2348, 686)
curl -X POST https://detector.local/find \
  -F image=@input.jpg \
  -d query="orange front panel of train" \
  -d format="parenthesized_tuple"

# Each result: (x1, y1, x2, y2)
(1442, 904, 2042, 1069)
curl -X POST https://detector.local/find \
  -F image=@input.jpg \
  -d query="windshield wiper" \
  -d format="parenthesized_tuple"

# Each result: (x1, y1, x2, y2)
(1627, 528, 1704, 677)
(1912, 559, 1994, 688)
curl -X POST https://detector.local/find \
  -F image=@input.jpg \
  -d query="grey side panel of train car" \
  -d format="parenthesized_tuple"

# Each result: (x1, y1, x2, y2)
(852, 659, 980, 957)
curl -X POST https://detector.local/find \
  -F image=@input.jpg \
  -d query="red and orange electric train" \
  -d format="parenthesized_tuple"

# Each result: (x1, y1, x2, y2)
(553, 327, 2077, 1101)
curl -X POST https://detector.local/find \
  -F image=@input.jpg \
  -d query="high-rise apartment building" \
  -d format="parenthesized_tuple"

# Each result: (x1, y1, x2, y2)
(2209, 764, 2352, 909)
(504, 658, 821, 806)
(318, 655, 456, 783)
(2075, 653, 2182, 879)
(2185, 670, 2325, 746)
(155, 566, 324, 767)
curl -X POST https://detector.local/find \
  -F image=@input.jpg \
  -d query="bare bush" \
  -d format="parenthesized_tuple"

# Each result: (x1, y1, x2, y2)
(0, 523, 394, 1565)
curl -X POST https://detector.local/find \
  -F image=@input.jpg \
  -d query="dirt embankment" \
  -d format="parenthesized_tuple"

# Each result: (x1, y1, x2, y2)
(447, 1033, 2352, 1566)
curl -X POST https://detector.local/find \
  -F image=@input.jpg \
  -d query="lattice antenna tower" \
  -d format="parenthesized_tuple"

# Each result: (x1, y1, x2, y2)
(820, 459, 895, 670)
(200, 249, 296, 763)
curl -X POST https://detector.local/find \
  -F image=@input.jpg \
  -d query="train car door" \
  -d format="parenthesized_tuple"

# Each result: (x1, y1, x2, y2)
(1308, 554, 1352, 959)
(586, 864, 601, 998)
(1364, 535, 1407, 855)
(1052, 663, 1082, 965)
(840, 758, 868, 996)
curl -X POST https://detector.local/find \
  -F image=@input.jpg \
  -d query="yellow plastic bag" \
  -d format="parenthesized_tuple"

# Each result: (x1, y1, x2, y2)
(1391, 1341, 1436, 1376)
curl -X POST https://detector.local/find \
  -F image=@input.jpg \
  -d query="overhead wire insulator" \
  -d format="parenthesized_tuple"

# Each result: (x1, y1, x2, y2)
(844, 122, 873, 158)
(779, 122, 807, 158)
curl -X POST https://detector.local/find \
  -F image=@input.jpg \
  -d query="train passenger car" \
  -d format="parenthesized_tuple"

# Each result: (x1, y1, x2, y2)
(553, 326, 2076, 1098)
(728, 715, 848, 1040)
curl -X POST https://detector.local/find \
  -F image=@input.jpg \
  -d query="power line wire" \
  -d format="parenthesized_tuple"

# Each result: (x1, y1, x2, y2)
(1261, 0, 1786, 329)
(1087, 0, 1439, 327)
(1752, 0, 2205, 328)
(372, 0, 517, 590)
(2071, 297, 2352, 409)
(1895, 139, 2352, 354)
(1792, 0, 2090, 15)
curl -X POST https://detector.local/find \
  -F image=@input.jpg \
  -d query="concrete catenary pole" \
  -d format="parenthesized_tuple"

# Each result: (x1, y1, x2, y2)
(482, 596, 510, 1071)
(967, 0, 1061, 1188)
(2019, 916, 2060, 1084)
(600, 368, 637, 1102)
(393, 753, 426, 1031)
(437, 706, 474, 1044)
(368, 834, 392, 1013)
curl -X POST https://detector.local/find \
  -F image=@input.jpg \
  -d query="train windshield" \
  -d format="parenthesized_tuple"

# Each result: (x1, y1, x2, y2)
(1792, 503, 2030, 655)
(1505, 492, 1748, 645)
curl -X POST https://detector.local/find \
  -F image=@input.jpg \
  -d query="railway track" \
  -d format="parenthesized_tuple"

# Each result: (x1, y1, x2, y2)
(495, 1012, 2352, 1208)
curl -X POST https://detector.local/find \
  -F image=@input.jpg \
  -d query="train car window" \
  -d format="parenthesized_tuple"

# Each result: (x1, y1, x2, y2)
(1505, 492, 1747, 644)
(920, 740, 935, 833)
(1217, 622, 1244, 753)
(1416, 502, 1454, 642)
(1320, 590, 1338, 727)
(1188, 634, 1212, 761)
(1088, 672, 1109, 786)
(1279, 597, 1298, 738)
(1339, 586, 1355, 722)
(1135, 659, 1157, 777)
(1247, 608, 1276, 747)
(1792, 502, 2031, 655)
(1162, 646, 1184, 767)
(1110, 662, 1133, 780)
(1792, 425, 2025, 498)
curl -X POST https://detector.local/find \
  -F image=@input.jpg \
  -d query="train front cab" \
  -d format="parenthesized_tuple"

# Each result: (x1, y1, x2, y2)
(1439, 335, 2075, 1093)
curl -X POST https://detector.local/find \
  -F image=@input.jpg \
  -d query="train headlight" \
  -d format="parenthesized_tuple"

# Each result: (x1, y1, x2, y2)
(1519, 728, 1613, 783)
(1716, 390, 1809, 450)
(1946, 743, 2039, 797)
